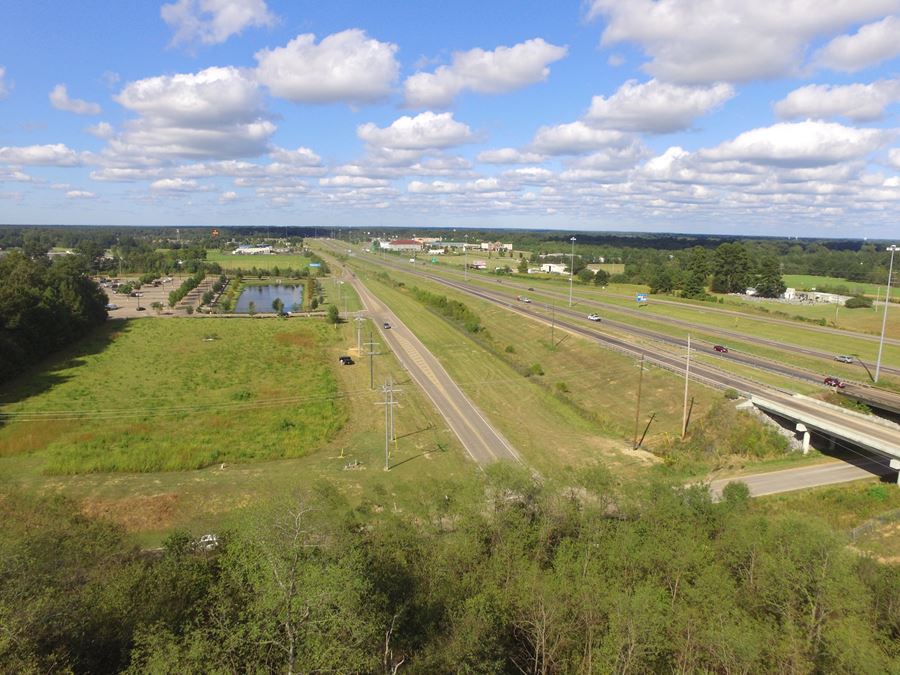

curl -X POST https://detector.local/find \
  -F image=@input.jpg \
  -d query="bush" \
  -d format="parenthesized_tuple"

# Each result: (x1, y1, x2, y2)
(723, 388, 740, 400)
(845, 295, 873, 309)
(527, 363, 544, 377)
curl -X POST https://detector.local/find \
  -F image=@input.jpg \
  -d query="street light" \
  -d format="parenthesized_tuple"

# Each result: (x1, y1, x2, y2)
(568, 236, 576, 307)
(464, 233, 468, 282)
(874, 244, 898, 383)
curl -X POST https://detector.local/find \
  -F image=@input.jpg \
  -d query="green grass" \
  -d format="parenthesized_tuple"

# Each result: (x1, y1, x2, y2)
(0, 319, 345, 473)
(207, 250, 313, 271)
(0, 315, 475, 543)
(782, 274, 886, 296)
(755, 480, 900, 533)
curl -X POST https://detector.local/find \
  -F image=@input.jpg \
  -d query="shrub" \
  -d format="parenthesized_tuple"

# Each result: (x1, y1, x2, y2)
(527, 363, 544, 377)
(723, 388, 740, 400)
(845, 295, 873, 309)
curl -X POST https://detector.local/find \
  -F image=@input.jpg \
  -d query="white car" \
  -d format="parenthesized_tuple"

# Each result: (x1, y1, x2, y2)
(834, 355, 854, 363)
(522, 297, 532, 303)
(587, 313, 601, 321)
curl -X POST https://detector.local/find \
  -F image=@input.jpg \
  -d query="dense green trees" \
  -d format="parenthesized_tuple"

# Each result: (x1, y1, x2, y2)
(2, 471, 897, 673)
(0, 251, 108, 382)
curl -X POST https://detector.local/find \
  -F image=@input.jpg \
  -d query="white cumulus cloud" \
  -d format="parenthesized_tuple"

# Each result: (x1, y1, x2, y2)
(775, 80, 900, 122)
(113, 66, 273, 159)
(404, 38, 567, 107)
(476, 148, 546, 164)
(150, 177, 210, 191)
(586, 79, 734, 133)
(815, 15, 900, 71)
(588, 0, 899, 83)
(0, 66, 9, 99)
(162, 0, 276, 46)
(49, 84, 102, 115)
(531, 121, 628, 155)
(0, 143, 83, 166)
(358, 112, 474, 150)
(66, 190, 96, 199)
(220, 190, 238, 202)
(256, 29, 398, 104)
(700, 120, 889, 167)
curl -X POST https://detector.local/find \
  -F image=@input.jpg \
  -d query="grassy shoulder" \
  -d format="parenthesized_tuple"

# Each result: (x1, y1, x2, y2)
(753, 480, 900, 560)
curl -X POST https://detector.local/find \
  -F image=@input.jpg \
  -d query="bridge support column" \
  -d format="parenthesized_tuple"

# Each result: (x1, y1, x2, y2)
(891, 460, 900, 485)
(829, 436, 836, 451)
(796, 423, 810, 455)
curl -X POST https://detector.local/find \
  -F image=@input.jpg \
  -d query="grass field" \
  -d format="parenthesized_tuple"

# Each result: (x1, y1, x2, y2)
(207, 250, 314, 271)
(0, 319, 346, 473)
(0, 315, 474, 543)
(782, 274, 886, 296)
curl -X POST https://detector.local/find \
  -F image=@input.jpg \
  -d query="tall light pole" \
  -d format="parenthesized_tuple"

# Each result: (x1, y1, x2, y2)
(464, 233, 469, 282)
(874, 244, 897, 383)
(568, 236, 576, 307)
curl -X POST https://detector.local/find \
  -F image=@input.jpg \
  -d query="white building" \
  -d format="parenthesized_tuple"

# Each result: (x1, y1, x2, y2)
(232, 244, 273, 255)
(380, 239, 423, 252)
(540, 263, 568, 274)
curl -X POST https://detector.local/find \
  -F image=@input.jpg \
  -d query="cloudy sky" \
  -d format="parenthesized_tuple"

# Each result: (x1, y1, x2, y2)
(1, 0, 900, 237)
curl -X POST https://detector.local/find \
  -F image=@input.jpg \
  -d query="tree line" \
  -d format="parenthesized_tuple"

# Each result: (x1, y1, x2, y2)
(0, 251, 108, 383)
(1, 467, 896, 673)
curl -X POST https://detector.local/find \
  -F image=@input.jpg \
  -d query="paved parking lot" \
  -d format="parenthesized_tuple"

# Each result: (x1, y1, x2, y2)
(101, 277, 186, 318)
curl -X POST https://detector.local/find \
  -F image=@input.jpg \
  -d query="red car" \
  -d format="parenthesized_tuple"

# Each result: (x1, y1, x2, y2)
(824, 376, 846, 389)
(713, 345, 728, 353)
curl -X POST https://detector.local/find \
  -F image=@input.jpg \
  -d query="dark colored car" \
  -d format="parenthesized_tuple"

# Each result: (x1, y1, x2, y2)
(713, 345, 728, 353)
(383, 322, 391, 329)
(338, 356, 354, 365)
(824, 376, 846, 388)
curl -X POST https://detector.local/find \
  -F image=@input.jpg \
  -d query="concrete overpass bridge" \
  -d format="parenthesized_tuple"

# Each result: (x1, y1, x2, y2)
(752, 394, 900, 483)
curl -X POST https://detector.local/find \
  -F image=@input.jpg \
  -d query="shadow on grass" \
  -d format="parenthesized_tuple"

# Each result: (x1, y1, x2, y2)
(0, 319, 131, 423)
(389, 442, 448, 470)
(394, 423, 435, 442)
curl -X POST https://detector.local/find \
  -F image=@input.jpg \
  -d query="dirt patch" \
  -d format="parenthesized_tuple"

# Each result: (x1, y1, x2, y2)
(81, 492, 179, 532)
(276, 332, 315, 348)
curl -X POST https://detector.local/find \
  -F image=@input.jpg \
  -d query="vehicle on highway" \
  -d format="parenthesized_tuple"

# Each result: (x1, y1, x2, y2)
(527, 287, 534, 291)
(338, 356, 355, 365)
(834, 355, 854, 363)
(824, 376, 846, 388)
(522, 297, 532, 303)
(713, 345, 729, 353)
(383, 322, 391, 329)
(587, 313, 601, 321)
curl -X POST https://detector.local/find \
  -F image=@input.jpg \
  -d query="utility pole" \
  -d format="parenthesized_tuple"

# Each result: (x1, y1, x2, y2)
(875, 244, 897, 383)
(633, 354, 644, 450)
(379, 376, 400, 471)
(355, 315, 364, 355)
(568, 236, 576, 307)
(682, 334, 691, 439)
(364, 330, 380, 389)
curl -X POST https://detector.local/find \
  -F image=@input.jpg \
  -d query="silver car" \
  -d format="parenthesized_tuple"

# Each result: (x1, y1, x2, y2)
(834, 355, 854, 363)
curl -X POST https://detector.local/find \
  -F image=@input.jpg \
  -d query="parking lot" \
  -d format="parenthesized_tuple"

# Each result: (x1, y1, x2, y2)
(101, 277, 186, 318)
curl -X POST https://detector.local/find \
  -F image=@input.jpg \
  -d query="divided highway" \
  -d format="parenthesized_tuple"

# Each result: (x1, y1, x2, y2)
(345, 270, 521, 466)
(331, 246, 899, 461)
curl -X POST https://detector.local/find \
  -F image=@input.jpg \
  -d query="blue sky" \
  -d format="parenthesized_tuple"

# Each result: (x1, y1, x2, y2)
(1, 0, 900, 237)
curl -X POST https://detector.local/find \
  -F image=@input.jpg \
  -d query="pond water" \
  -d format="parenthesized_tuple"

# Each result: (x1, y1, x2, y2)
(234, 284, 304, 314)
